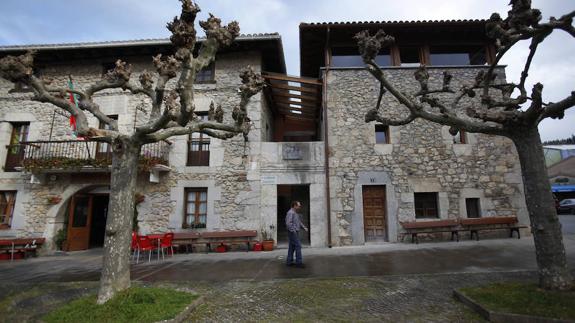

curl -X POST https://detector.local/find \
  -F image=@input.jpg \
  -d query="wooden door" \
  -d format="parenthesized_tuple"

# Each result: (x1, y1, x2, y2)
(362, 186, 387, 241)
(66, 195, 93, 251)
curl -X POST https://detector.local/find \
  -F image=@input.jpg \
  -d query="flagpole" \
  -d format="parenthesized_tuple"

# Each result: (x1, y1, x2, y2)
(49, 110, 56, 141)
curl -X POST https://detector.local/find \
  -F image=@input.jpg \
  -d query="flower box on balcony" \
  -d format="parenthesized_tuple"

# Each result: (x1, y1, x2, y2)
(47, 196, 62, 204)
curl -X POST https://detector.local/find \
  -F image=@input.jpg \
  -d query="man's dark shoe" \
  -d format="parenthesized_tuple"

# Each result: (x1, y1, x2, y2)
(294, 263, 306, 268)
(286, 263, 294, 267)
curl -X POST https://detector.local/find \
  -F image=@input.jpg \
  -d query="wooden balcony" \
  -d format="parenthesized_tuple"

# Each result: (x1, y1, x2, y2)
(5, 140, 170, 173)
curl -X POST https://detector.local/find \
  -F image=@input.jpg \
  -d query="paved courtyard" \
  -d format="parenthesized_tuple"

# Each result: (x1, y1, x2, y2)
(0, 215, 573, 322)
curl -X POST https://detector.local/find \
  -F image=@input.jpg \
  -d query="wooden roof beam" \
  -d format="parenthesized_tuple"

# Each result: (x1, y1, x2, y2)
(262, 72, 322, 85)
(267, 82, 319, 94)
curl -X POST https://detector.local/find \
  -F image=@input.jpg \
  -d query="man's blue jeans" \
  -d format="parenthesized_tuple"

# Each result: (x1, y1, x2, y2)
(287, 230, 302, 265)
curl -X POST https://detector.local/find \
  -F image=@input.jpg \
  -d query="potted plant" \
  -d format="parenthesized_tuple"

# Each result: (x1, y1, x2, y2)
(47, 195, 62, 204)
(261, 227, 274, 251)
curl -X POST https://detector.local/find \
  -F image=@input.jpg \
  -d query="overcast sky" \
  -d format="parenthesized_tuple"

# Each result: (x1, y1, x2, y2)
(0, 0, 573, 141)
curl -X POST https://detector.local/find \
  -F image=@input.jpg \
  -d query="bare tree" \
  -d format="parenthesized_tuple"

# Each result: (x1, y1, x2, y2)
(0, 0, 265, 303)
(355, 0, 574, 290)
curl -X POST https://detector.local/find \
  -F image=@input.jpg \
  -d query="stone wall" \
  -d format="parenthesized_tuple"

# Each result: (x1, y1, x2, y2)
(326, 66, 529, 246)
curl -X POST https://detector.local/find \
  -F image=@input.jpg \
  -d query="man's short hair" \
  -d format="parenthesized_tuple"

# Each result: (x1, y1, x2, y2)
(291, 201, 301, 207)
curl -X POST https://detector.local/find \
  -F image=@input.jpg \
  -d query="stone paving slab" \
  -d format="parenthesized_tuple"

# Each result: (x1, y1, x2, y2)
(186, 271, 541, 322)
(1, 271, 543, 322)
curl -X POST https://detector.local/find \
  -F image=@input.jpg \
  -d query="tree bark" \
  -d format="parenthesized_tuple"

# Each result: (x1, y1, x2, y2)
(97, 138, 141, 304)
(511, 126, 573, 290)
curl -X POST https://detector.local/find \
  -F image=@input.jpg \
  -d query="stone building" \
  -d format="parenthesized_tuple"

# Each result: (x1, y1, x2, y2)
(0, 20, 529, 252)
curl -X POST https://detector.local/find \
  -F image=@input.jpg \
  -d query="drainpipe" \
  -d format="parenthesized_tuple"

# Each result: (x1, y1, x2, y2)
(323, 27, 332, 248)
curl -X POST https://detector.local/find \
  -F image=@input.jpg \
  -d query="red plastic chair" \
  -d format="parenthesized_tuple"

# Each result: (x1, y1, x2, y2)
(137, 235, 158, 263)
(131, 232, 139, 261)
(159, 233, 174, 259)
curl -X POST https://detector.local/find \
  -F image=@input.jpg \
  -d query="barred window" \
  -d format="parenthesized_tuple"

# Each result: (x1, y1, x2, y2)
(195, 62, 215, 83)
(414, 192, 439, 219)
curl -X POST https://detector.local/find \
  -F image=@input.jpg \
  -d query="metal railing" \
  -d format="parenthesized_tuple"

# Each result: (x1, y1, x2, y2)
(5, 140, 170, 171)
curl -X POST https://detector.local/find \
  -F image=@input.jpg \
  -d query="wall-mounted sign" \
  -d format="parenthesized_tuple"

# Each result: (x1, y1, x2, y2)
(261, 175, 277, 185)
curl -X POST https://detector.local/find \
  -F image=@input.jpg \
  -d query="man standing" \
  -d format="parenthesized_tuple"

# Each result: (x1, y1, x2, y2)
(285, 200, 308, 268)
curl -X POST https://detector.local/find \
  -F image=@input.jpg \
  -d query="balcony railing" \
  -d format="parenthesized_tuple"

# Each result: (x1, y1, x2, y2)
(5, 140, 170, 172)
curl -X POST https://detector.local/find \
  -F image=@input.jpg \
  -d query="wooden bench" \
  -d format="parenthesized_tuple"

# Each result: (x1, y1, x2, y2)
(200, 230, 257, 252)
(172, 232, 201, 253)
(400, 220, 460, 244)
(460, 216, 527, 241)
(0, 238, 45, 261)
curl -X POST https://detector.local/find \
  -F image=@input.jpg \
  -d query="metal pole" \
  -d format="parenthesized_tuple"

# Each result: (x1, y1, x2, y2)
(323, 27, 333, 248)
(49, 109, 56, 141)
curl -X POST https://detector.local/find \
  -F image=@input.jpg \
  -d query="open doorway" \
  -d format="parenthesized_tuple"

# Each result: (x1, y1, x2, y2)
(277, 184, 310, 246)
(65, 193, 109, 251)
(89, 195, 109, 248)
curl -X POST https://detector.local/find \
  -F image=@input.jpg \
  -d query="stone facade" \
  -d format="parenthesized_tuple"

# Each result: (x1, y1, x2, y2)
(325, 67, 528, 245)
(0, 33, 530, 252)
(0, 45, 288, 251)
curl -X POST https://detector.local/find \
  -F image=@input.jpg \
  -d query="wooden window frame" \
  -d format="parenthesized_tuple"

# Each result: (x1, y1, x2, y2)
(0, 191, 17, 228)
(5, 122, 30, 172)
(375, 124, 390, 144)
(96, 115, 118, 159)
(453, 130, 467, 144)
(187, 114, 210, 166)
(183, 188, 208, 229)
(414, 192, 439, 219)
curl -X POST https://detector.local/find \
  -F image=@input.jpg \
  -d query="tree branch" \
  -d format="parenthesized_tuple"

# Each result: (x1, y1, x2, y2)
(539, 91, 575, 122)
(143, 121, 241, 142)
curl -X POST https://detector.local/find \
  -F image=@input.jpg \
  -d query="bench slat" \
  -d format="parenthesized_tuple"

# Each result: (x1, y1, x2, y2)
(401, 220, 459, 229)
(460, 216, 518, 226)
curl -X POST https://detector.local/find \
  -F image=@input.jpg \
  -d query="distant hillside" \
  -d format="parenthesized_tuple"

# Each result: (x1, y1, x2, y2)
(544, 135, 575, 145)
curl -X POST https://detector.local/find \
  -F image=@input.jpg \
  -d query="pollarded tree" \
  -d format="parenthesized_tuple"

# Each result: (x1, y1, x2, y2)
(355, 0, 574, 290)
(0, 0, 264, 303)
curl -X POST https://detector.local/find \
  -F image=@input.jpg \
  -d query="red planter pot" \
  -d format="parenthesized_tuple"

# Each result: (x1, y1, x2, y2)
(262, 240, 274, 251)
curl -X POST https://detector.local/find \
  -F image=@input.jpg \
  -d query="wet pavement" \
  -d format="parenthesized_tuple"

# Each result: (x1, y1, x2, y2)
(0, 223, 574, 284)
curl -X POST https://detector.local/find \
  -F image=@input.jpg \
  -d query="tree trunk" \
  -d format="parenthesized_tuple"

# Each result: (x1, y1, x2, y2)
(511, 126, 573, 290)
(97, 138, 141, 304)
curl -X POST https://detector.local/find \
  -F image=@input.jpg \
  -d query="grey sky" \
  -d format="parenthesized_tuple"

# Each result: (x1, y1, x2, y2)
(0, 0, 573, 141)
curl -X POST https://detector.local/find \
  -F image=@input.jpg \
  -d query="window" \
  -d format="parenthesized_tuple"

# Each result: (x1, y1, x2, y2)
(0, 191, 16, 228)
(375, 125, 390, 144)
(4, 123, 29, 172)
(466, 198, 481, 218)
(187, 114, 210, 166)
(399, 47, 421, 67)
(184, 188, 207, 228)
(195, 62, 215, 83)
(414, 192, 439, 219)
(452, 130, 467, 144)
(96, 115, 117, 159)
(429, 45, 487, 66)
(331, 47, 392, 67)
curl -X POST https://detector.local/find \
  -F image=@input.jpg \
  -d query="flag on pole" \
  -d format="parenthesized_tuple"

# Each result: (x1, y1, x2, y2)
(67, 76, 79, 138)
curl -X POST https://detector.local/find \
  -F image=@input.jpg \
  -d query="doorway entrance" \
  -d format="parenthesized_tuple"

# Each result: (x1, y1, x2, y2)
(65, 194, 109, 251)
(362, 185, 388, 242)
(277, 185, 310, 246)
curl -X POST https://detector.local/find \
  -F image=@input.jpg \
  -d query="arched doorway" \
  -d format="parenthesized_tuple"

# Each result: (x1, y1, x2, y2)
(65, 187, 109, 251)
